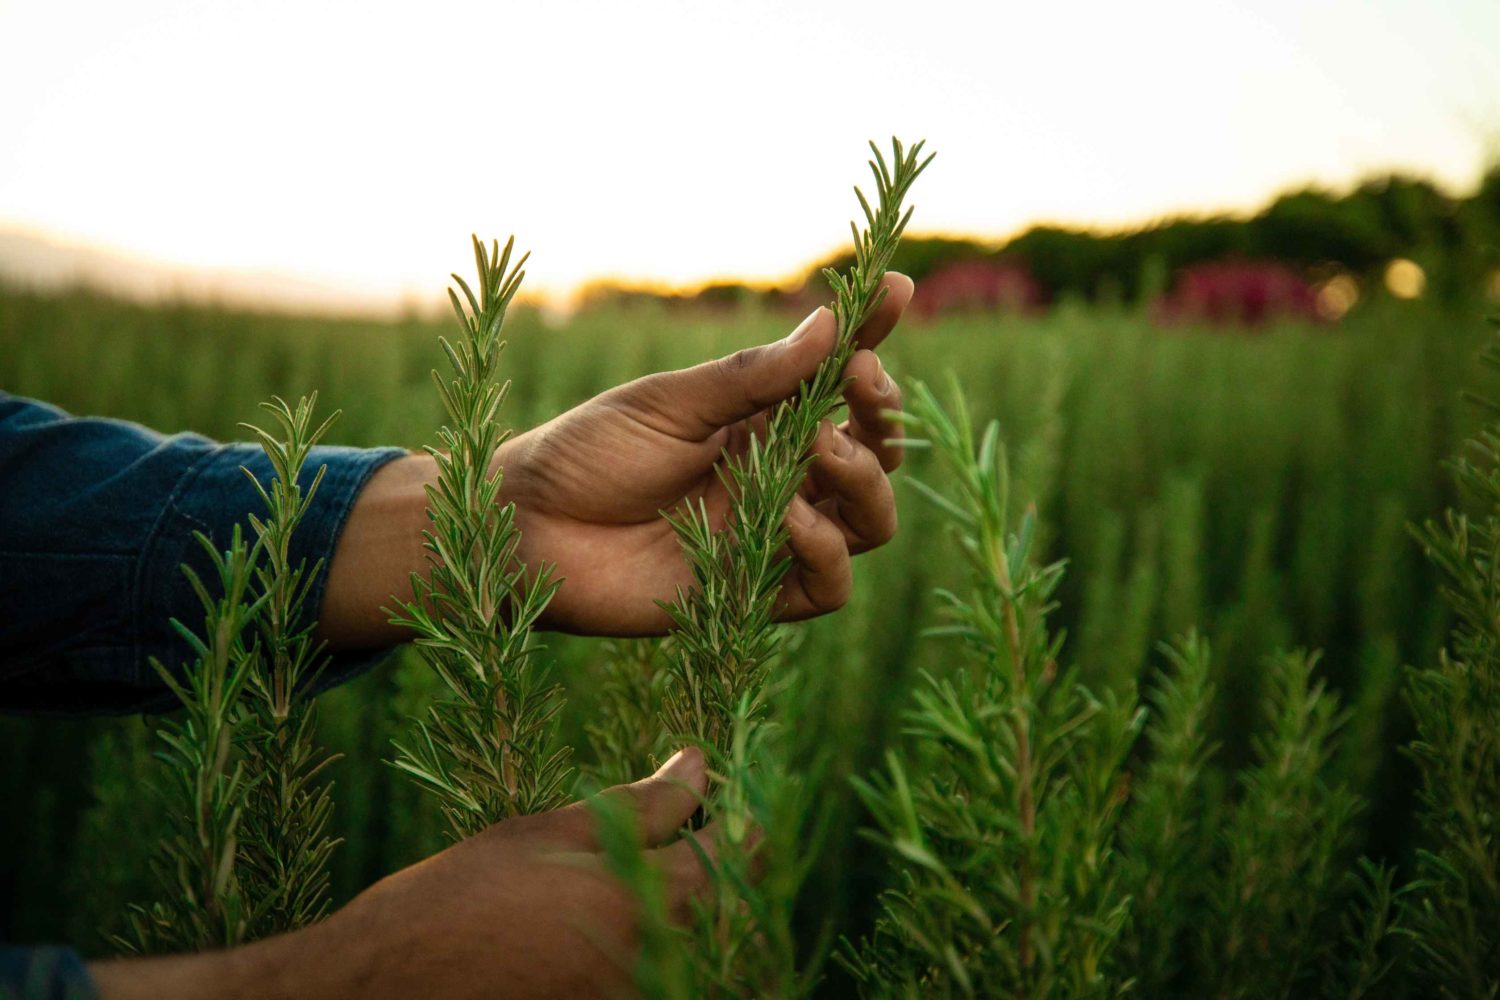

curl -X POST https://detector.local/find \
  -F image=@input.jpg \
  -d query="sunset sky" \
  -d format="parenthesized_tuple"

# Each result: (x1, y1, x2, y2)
(1, 0, 1496, 307)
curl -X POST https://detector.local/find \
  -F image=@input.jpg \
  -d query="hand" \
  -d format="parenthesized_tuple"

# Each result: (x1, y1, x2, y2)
(317, 273, 913, 644)
(91, 748, 714, 1000)
(500, 272, 913, 634)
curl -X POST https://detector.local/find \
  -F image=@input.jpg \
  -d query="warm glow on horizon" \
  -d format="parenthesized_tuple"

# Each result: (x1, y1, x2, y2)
(1, 0, 1496, 310)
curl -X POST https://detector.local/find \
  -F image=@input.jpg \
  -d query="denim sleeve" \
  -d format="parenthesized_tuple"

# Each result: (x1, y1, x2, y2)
(0, 946, 97, 1000)
(0, 393, 408, 716)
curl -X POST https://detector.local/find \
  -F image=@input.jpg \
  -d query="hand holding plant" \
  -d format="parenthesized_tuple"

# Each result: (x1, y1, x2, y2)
(93, 750, 715, 1000)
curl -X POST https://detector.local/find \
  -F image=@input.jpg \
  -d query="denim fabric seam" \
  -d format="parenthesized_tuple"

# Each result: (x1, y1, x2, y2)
(130, 440, 217, 688)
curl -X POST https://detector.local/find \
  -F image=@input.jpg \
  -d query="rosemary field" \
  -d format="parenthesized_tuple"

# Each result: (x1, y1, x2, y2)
(2, 197, 1496, 992)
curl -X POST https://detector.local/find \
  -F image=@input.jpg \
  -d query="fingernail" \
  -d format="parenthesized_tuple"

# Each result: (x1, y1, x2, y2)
(875, 360, 893, 394)
(654, 746, 702, 782)
(787, 494, 817, 527)
(784, 307, 824, 345)
(831, 429, 854, 458)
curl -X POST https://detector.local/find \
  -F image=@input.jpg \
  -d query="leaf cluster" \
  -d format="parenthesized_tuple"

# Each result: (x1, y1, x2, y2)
(236, 396, 344, 937)
(121, 397, 345, 951)
(119, 527, 266, 953)
(390, 237, 570, 836)
(659, 138, 934, 759)
(844, 380, 1142, 998)
(1404, 324, 1500, 997)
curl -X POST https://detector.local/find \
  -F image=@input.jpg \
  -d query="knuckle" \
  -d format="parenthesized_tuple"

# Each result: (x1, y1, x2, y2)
(717, 347, 759, 377)
(714, 350, 761, 409)
(818, 568, 853, 612)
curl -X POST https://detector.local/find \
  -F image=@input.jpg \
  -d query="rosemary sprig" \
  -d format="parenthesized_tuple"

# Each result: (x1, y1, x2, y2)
(390, 236, 570, 837)
(660, 137, 933, 757)
(237, 395, 344, 937)
(119, 526, 266, 953)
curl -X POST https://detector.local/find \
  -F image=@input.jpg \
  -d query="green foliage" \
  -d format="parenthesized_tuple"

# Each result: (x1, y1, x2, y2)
(594, 138, 934, 999)
(1117, 633, 1218, 995)
(119, 397, 344, 951)
(845, 379, 1142, 997)
(1324, 860, 1414, 1000)
(581, 639, 670, 788)
(119, 526, 265, 953)
(4, 184, 1495, 995)
(596, 689, 837, 998)
(390, 236, 570, 836)
(237, 396, 344, 937)
(1405, 327, 1500, 998)
(1205, 649, 1360, 998)
(659, 138, 933, 758)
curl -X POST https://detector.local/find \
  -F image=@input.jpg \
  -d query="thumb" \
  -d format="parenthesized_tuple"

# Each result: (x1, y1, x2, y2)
(651, 307, 837, 438)
(503, 747, 707, 851)
(620, 746, 708, 847)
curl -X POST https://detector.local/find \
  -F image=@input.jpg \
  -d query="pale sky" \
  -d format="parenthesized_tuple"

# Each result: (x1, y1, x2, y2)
(1, 0, 1496, 306)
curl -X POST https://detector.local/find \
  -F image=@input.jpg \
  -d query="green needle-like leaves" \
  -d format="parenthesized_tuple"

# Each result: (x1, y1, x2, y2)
(660, 137, 933, 761)
(391, 236, 570, 837)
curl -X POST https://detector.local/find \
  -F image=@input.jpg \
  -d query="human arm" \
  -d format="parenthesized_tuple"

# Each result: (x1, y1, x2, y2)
(87, 749, 712, 1000)
(0, 394, 405, 716)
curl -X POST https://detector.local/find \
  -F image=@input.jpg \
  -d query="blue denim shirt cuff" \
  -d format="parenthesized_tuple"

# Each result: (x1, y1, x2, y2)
(131, 440, 409, 712)
(0, 392, 407, 715)
(0, 946, 98, 1000)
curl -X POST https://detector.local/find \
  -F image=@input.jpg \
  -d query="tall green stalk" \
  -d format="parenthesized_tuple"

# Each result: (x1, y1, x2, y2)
(391, 236, 569, 837)
(844, 378, 1141, 998)
(120, 527, 265, 953)
(1405, 324, 1500, 996)
(1206, 650, 1359, 999)
(1117, 633, 1219, 995)
(121, 397, 345, 950)
(659, 138, 932, 759)
(594, 139, 930, 999)
(238, 395, 343, 936)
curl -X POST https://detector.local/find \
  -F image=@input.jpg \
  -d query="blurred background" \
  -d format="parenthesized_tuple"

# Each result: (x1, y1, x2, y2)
(3, 0, 1499, 960)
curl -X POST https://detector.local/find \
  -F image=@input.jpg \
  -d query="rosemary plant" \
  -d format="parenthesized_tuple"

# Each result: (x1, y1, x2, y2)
(659, 137, 933, 758)
(237, 395, 343, 936)
(390, 236, 569, 837)
(121, 396, 345, 949)
(596, 684, 837, 999)
(844, 379, 1142, 998)
(1206, 649, 1359, 999)
(119, 526, 266, 953)
(1405, 325, 1500, 996)
(1117, 633, 1218, 994)
(582, 639, 670, 788)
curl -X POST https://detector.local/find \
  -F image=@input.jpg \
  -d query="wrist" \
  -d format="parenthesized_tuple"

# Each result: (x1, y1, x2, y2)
(88, 927, 325, 1000)
(317, 452, 435, 648)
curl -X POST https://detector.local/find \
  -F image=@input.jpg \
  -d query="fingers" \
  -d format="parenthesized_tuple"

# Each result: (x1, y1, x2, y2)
(779, 494, 853, 618)
(840, 349, 904, 472)
(522, 747, 707, 851)
(852, 272, 915, 351)
(640, 307, 839, 439)
(628, 271, 911, 442)
(652, 823, 720, 917)
(807, 421, 898, 553)
(652, 822, 764, 920)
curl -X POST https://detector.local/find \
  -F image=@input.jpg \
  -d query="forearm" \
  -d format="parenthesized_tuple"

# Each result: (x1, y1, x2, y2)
(88, 918, 369, 1000)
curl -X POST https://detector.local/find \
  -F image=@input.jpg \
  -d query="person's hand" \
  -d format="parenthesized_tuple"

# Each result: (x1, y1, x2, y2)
(319, 273, 912, 643)
(500, 273, 912, 634)
(91, 748, 714, 1000)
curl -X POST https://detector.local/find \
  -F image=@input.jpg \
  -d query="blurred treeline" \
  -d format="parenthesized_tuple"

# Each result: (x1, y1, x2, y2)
(587, 165, 1500, 310)
(0, 282, 1488, 963)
